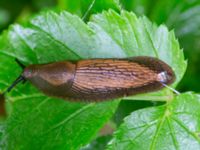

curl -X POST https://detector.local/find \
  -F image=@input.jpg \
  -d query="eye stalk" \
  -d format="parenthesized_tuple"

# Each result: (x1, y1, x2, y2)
(4, 59, 27, 94)
(6, 75, 26, 93)
(15, 59, 26, 69)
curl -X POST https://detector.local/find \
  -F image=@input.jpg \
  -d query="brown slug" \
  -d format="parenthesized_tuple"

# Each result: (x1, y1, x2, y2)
(6, 56, 175, 101)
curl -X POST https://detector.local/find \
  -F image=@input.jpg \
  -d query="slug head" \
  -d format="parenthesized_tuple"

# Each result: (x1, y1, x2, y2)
(21, 62, 76, 98)
(6, 61, 76, 99)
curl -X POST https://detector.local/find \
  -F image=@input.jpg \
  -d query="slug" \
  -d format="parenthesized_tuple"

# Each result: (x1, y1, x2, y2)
(6, 56, 175, 101)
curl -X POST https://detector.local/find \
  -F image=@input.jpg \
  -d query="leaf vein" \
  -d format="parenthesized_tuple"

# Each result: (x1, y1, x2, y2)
(149, 109, 167, 150)
(172, 117, 200, 143)
(166, 117, 179, 150)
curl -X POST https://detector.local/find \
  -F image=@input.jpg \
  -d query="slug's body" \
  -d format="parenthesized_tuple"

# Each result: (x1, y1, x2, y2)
(19, 56, 175, 101)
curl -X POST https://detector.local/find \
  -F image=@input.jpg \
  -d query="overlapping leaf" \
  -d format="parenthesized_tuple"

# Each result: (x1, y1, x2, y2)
(108, 93, 200, 150)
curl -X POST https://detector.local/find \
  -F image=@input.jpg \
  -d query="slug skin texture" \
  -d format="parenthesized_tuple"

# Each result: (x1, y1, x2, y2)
(22, 56, 175, 102)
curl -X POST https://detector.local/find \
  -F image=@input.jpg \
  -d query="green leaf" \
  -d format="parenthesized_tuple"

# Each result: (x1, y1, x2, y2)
(58, 0, 120, 21)
(108, 92, 200, 150)
(0, 10, 186, 149)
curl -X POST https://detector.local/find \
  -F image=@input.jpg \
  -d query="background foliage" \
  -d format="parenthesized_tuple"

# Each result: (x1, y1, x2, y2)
(0, 0, 200, 150)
